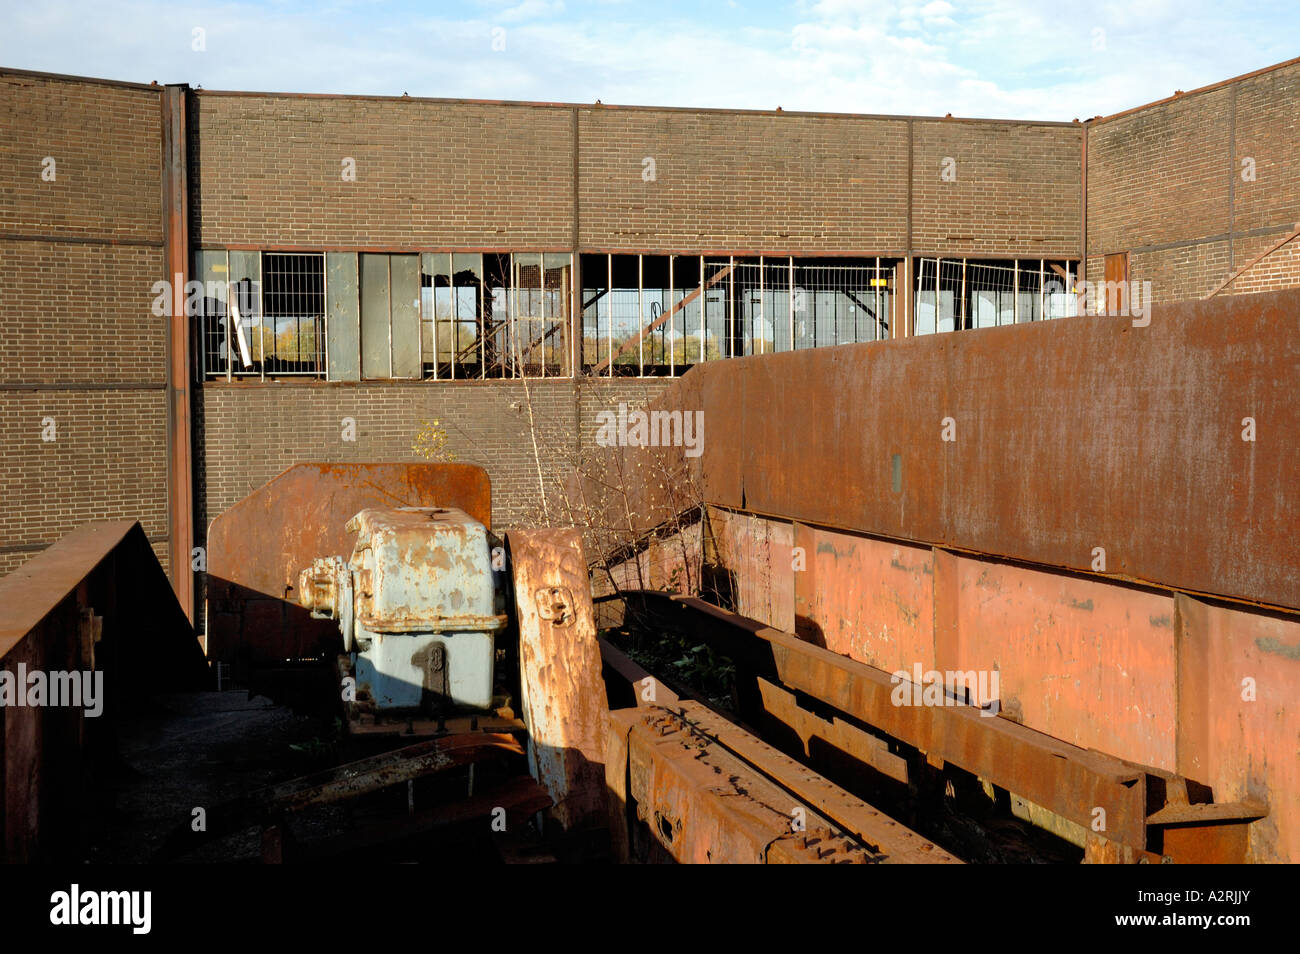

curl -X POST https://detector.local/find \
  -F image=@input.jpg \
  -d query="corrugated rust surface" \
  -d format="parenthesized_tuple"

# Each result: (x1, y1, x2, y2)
(206, 462, 490, 664)
(1176, 594, 1300, 863)
(793, 523, 934, 672)
(934, 549, 1178, 771)
(0, 521, 207, 861)
(508, 528, 607, 831)
(588, 289, 1300, 611)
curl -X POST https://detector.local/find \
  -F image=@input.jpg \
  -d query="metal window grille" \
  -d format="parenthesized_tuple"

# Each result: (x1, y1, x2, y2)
(197, 251, 325, 379)
(260, 253, 325, 375)
(914, 258, 1077, 335)
(581, 254, 894, 376)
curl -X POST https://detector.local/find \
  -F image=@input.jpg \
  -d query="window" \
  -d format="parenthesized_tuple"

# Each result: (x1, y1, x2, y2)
(261, 253, 325, 374)
(581, 254, 896, 376)
(423, 252, 572, 379)
(913, 258, 1078, 336)
(195, 251, 325, 379)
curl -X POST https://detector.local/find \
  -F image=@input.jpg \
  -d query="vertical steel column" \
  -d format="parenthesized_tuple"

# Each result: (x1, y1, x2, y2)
(875, 255, 881, 340)
(960, 258, 967, 330)
(1039, 258, 1045, 321)
(431, 255, 440, 380)
(637, 254, 644, 377)
(480, 255, 486, 378)
(728, 255, 734, 358)
(669, 255, 675, 376)
(510, 254, 518, 378)
(161, 83, 194, 623)
(788, 256, 795, 352)
(606, 253, 613, 378)
(450, 254, 458, 380)
(758, 255, 765, 355)
(261, 256, 269, 387)
(698, 254, 705, 364)
(936, 258, 941, 332)
(225, 250, 232, 383)
(1013, 259, 1020, 325)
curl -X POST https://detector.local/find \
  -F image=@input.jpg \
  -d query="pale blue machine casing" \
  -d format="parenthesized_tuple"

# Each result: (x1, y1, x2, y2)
(343, 507, 506, 712)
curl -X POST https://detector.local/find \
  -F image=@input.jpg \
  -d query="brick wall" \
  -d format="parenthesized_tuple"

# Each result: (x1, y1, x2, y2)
(911, 118, 1082, 258)
(1085, 60, 1300, 303)
(576, 107, 910, 253)
(190, 94, 575, 249)
(193, 93, 1082, 258)
(0, 71, 169, 577)
(197, 377, 670, 538)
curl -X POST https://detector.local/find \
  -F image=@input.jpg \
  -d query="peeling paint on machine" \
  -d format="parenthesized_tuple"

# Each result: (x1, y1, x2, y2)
(300, 507, 507, 712)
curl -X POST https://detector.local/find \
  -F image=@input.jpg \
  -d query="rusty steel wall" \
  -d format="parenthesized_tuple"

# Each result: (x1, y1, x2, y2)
(592, 288, 1299, 612)
(792, 524, 934, 673)
(697, 514, 1299, 862)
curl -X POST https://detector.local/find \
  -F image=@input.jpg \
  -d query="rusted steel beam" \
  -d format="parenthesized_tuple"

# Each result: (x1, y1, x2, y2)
(262, 733, 524, 813)
(624, 591, 1266, 860)
(607, 704, 960, 863)
(508, 528, 608, 832)
(755, 677, 909, 785)
(667, 702, 946, 861)
(598, 636, 680, 707)
(206, 462, 492, 664)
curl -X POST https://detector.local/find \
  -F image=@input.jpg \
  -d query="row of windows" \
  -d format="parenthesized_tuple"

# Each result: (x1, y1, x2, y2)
(193, 251, 1079, 381)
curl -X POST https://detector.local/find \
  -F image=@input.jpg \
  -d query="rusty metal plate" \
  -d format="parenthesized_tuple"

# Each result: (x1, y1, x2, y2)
(508, 527, 607, 832)
(206, 462, 491, 664)
(933, 549, 1178, 771)
(792, 523, 934, 673)
(0, 520, 207, 861)
(1176, 593, 1300, 863)
(707, 507, 794, 631)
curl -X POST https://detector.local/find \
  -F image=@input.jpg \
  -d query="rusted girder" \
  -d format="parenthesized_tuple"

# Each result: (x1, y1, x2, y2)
(606, 703, 961, 864)
(623, 590, 1268, 862)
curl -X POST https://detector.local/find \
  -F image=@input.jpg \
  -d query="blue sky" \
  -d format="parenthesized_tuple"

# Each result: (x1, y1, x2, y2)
(2, 1, 1294, 120)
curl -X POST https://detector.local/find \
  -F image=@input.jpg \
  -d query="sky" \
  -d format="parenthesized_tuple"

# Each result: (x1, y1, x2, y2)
(1, 1, 1295, 121)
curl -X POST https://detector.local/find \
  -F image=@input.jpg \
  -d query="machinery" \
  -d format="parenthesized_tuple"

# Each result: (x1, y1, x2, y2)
(298, 507, 507, 715)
